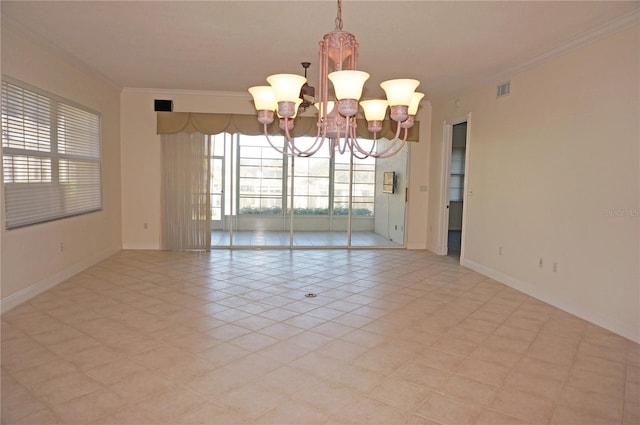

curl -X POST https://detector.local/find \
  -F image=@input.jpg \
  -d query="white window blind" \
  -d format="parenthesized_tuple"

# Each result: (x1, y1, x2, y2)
(2, 78, 102, 229)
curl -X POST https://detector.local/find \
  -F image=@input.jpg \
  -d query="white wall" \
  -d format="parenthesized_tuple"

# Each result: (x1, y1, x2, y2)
(427, 24, 639, 342)
(121, 89, 431, 250)
(1, 24, 122, 309)
(406, 103, 431, 250)
(375, 143, 409, 244)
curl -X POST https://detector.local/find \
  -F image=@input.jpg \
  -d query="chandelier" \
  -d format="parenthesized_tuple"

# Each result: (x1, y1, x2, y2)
(248, 0, 424, 159)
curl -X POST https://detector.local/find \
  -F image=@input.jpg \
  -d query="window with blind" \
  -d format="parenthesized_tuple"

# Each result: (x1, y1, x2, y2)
(1, 78, 102, 229)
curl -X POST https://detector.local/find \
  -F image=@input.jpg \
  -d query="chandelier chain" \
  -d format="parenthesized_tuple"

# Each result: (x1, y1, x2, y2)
(335, 0, 343, 30)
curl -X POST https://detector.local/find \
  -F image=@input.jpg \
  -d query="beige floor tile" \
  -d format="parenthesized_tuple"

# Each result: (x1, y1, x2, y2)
(108, 369, 174, 403)
(367, 377, 430, 411)
(230, 332, 278, 351)
(93, 404, 159, 425)
(259, 322, 305, 339)
(395, 362, 451, 391)
(312, 321, 355, 339)
(406, 413, 449, 424)
(253, 339, 311, 365)
(455, 357, 511, 387)
(30, 371, 103, 406)
(490, 387, 556, 424)
(51, 388, 127, 424)
(9, 407, 60, 425)
(476, 409, 530, 425)
(154, 354, 219, 383)
(317, 338, 370, 361)
(206, 323, 252, 341)
(261, 365, 326, 397)
(557, 385, 624, 423)
(291, 379, 360, 415)
(134, 386, 208, 422)
(320, 363, 385, 392)
(565, 367, 626, 398)
(185, 364, 252, 397)
(255, 399, 329, 424)
(441, 374, 499, 407)
(2, 249, 637, 425)
(220, 383, 288, 419)
(287, 331, 334, 349)
(178, 401, 251, 424)
(84, 357, 147, 385)
(1, 387, 50, 424)
(415, 348, 466, 372)
(503, 369, 565, 401)
(551, 405, 620, 425)
(416, 392, 483, 425)
(165, 331, 222, 353)
(9, 357, 78, 390)
(196, 342, 251, 368)
(340, 328, 387, 348)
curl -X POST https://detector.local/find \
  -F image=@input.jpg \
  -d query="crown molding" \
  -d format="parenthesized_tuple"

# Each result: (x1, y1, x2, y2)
(485, 9, 640, 89)
(431, 8, 640, 102)
(121, 87, 251, 99)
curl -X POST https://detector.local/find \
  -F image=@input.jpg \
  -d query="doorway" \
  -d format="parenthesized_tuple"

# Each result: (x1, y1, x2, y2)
(447, 122, 467, 257)
(440, 116, 470, 260)
(209, 133, 408, 249)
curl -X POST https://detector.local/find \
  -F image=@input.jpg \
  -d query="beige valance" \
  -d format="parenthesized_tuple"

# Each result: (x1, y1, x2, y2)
(157, 112, 419, 141)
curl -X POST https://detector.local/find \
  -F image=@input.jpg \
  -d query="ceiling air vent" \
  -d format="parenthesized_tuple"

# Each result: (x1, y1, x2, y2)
(496, 81, 510, 98)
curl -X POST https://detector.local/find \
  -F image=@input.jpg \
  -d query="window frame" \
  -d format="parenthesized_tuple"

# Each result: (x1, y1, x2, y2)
(1, 76, 103, 229)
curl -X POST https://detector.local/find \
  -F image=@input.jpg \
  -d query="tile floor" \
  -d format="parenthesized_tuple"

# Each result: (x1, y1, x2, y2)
(1, 249, 638, 425)
(211, 231, 402, 248)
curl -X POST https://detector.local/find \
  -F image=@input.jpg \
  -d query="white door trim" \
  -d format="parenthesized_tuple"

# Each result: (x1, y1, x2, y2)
(439, 114, 471, 261)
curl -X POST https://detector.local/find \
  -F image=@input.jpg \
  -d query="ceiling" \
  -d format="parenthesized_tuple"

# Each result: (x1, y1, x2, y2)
(2, 1, 638, 100)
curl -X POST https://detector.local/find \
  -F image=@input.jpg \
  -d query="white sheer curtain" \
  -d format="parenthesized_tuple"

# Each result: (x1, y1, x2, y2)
(161, 132, 212, 250)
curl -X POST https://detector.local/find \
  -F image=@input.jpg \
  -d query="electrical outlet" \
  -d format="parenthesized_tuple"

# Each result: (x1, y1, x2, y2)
(538, 258, 543, 268)
(553, 262, 558, 272)
(144, 222, 148, 230)
(498, 246, 503, 255)
(59, 242, 64, 253)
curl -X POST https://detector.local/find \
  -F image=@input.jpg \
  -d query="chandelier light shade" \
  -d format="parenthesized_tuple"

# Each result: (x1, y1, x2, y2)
(380, 79, 421, 107)
(408, 92, 426, 116)
(327, 70, 369, 100)
(266, 74, 307, 118)
(360, 99, 388, 121)
(266, 74, 307, 103)
(360, 99, 388, 133)
(314, 101, 335, 118)
(248, 86, 277, 124)
(248, 86, 276, 110)
(248, 0, 424, 158)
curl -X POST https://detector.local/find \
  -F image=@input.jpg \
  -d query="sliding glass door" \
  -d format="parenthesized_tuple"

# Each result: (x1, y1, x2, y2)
(209, 133, 407, 249)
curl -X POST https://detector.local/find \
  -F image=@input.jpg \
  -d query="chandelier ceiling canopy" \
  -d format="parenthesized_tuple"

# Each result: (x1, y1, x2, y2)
(248, 0, 424, 159)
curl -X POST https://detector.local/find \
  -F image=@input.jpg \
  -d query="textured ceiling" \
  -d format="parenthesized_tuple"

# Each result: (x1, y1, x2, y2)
(2, 1, 638, 99)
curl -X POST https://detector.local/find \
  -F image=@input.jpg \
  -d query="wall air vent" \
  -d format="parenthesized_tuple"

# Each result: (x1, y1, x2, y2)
(496, 81, 511, 98)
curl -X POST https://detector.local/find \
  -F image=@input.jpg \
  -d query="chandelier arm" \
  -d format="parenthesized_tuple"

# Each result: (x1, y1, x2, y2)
(370, 124, 410, 158)
(302, 128, 328, 155)
(263, 124, 292, 157)
(294, 136, 326, 157)
(350, 141, 370, 160)
(274, 119, 326, 157)
(351, 138, 376, 158)
(365, 121, 404, 157)
(348, 124, 378, 158)
(372, 139, 407, 159)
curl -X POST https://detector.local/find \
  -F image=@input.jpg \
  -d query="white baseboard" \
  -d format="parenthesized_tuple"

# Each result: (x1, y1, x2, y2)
(1, 246, 121, 313)
(462, 258, 639, 344)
